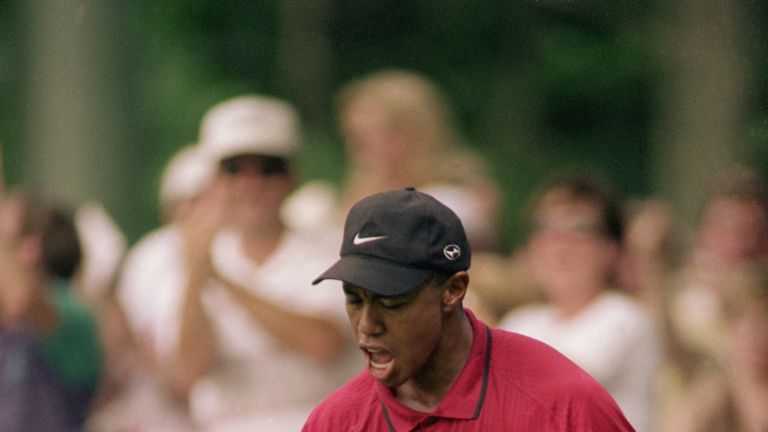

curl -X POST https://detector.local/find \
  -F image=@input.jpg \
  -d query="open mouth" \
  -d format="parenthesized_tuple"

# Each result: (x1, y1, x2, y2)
(364, 347, 395, 381)
(368, 349, 394, 368)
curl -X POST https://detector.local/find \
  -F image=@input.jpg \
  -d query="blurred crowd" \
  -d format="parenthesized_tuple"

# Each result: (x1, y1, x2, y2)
(1, 68, 767, 432)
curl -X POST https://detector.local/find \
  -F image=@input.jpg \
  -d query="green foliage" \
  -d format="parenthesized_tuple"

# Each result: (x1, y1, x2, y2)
(123, 0, 662, 246)
(4, 0, 767, 249)
(0, 1, 23, 186)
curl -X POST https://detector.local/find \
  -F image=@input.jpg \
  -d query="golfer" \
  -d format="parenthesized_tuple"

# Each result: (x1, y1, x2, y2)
(305, 187, 634, 431)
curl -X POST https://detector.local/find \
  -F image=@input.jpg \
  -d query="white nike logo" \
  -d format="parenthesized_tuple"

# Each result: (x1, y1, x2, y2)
(353, 233, 387, 245)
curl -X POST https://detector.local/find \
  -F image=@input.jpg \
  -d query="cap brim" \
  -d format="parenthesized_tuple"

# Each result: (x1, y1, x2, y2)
(312, 255, 433, 296)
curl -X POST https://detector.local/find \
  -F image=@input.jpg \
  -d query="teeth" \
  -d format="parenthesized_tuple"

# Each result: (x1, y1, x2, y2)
(367, 348, 392, 370)
(371, 360, 388, 370)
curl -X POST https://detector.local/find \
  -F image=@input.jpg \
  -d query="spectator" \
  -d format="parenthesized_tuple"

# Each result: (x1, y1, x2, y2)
(0, 191, 102, 431)
(625, 167, 768, 429)
(663, 263, 768, 432)
(282, 68, 502, 252)
(666, 167, 768, 369)
(306, 188, 634, 430)
(118, 144, 217, 365)
(136, 95, 355, 431)
(498, 172, 661, 432)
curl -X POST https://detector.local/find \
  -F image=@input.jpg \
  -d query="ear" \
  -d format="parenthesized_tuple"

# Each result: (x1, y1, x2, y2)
(441, 271, 469, 313)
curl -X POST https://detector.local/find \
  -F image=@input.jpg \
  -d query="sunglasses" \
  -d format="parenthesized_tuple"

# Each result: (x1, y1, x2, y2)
(220, 156, 290, 177)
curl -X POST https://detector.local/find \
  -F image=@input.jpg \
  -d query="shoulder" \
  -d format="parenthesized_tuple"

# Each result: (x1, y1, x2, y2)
(40, 281, 102, 388)
(497, 303, 552, 331)
(281, 180, 341, 233)
(490, 327, 581, 377)
(303, 371, 379, 431)
(127, 225, 180, 258)
(490, 328, 589, 393)
(488, 329, 633, 429)
(592, 292, 658, 337)
(119, 225, 182, 277)
(599, 292, 650, 319)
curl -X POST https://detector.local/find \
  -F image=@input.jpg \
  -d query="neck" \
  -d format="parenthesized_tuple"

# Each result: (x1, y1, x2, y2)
(396, 309, 474, 412)
(553, 286, 604, 320)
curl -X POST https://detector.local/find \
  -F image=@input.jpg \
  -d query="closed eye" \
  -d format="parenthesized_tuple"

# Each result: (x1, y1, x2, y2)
(378, 296, 410, 310)
(344, 295, 363, 306)
(381, 302, 407, 310)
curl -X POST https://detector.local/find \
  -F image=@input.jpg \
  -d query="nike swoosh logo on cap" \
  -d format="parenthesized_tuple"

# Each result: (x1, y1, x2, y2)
(353, 233, 387, 245)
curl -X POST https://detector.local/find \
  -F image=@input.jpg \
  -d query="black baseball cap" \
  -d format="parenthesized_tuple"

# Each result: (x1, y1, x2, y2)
(312, 187, 471, 296)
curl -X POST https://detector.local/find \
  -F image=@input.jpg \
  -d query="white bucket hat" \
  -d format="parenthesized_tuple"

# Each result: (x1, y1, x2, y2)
(199, 95, 300, 162)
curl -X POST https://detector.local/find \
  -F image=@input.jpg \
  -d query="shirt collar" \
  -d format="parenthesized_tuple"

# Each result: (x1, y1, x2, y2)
(375, 308, 491, 431)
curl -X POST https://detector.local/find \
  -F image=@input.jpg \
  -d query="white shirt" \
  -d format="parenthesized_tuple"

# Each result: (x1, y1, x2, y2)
(118, 225, 188, 359)
(498, 291, 661, 432)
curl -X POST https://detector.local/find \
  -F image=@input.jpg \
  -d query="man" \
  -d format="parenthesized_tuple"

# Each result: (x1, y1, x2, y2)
(136, 95, 354, 431)
(306, 187, 634, 431)
(499, 173, 660, 432)
(0, 192, 102, 431)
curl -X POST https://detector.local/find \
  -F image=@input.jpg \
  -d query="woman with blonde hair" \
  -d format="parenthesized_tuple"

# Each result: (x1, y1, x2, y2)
(284, 69, 502, 252)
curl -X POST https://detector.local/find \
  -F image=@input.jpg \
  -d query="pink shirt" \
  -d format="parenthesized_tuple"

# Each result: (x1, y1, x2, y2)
(302, 310, 634, 431)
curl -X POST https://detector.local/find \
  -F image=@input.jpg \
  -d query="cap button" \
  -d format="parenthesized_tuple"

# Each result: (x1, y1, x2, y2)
(405, 186, 416, 191)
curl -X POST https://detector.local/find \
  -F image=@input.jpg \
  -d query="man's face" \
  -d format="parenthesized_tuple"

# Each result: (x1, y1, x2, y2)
(217, 154, 292, 227)
(343, 278, 445, 388)
(528, 192, 618, 302)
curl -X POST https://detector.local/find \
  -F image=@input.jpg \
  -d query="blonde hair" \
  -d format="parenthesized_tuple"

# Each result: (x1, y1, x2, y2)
(337, 69, 487, 186)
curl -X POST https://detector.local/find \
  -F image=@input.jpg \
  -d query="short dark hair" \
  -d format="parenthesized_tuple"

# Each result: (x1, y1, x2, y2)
(428, 271, 453, 288)
(17, 193, 82, 279)
(527, 171, 624, 243)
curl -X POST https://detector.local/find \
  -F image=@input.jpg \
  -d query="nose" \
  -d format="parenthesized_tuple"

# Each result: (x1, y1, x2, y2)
(356, 303, 384, 338)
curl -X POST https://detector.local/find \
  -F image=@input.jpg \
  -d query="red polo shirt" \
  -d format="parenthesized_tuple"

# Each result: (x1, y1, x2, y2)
(302, 309, 635, 431)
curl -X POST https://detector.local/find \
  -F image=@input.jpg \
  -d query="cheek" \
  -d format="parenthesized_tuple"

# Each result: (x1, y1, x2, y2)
(346, 309, 361, 333)
(395, 305, 444, 357)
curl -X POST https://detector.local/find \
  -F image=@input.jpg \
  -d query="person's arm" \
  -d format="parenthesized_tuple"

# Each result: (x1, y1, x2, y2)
(215, 273, 346, 364)
(160, 189, 226, 397)
(167, 262, 218, 396)
(620, 199, 675, 318)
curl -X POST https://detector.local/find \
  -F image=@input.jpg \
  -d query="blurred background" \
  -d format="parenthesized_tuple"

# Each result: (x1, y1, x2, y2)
(1, 0, 767, 250)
